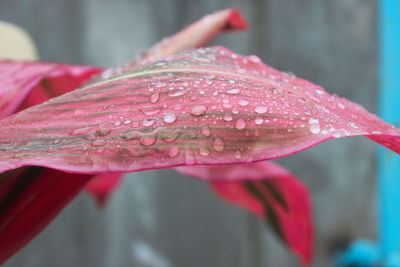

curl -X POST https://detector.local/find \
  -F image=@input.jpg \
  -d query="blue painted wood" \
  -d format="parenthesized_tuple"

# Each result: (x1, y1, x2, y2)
(378, 0, 400, 262)
(336, 1, 400, 266)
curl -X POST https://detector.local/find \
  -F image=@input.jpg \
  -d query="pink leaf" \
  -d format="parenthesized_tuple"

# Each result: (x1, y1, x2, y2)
(134, 8, 248, 63)
(175, 161, 313, 265)
(0, 60, 101, 119)
(85, 173, 123, 206)
(0, 46, 398, 174)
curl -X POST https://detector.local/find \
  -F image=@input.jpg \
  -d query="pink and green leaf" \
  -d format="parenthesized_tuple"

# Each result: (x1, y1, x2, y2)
(0, 46, 398, 174)
(175, 161, 313, 265)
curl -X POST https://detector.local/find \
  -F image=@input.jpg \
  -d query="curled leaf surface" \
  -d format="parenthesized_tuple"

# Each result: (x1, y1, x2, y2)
(0, 46, 399, 174)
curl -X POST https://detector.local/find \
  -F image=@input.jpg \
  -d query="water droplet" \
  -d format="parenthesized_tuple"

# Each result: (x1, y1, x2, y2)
(168, 90, 187, 97)
(92, 139, 107, 146)
(172, 104, 185, 111)
(155, 81, 164, 88)
(238, 99, 249, 107)
(97, 128, 111, 137)
(139, 135, 156, 146)
(308, 118, 321, 134)
(254, 106, 268, 114)
(234, 151, 241, 159)
(350, 122, 359, 129)
(95, 148, 105, 154)
(184, 149, 196, 165)
(191, 105, 207, 116)
(168, 147, 180, 158)
(332, 132, 342, 138)
(198, 147, 210, 156)
(226, 88, 240, 95)
(150, 93, 160, 103)
(161, 131, 180, 142)
(124, 119, 132, 124)
(223, 103, 233, 109)
(223, 114, 233, 121)
(201, 126, 211, 136)
(249, 55, 261, 63)
(213, 137, 224, 152)
(155, 61, 166, 66)
(143, 119, 155, 127)
(163, 113, 177, 123)
(255, 117, 263, 125)
(140, 106, 161, 116)
(235, 119, 246, 130)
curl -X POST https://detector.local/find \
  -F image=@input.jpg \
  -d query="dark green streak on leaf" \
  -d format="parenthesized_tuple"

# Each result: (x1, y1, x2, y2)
(39, 78, 57, 98)
(261, 180, 289, 212)
(0, 166, 44, 219)
(244, 181, 285, 242)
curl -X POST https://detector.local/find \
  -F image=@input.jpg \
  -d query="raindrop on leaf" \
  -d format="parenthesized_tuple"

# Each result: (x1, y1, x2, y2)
(163, 113, 177, 124)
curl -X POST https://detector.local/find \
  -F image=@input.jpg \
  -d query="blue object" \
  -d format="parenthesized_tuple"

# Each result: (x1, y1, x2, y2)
(336, 240, 380, 266)
(337, 0, 400, 266)
(378, 0, 400, 264)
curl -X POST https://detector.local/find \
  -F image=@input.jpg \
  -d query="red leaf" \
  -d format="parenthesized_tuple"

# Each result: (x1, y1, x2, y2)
(0, 46, 398, 174)
(175, 161, 313, 265)
(85, 173, 123, 206)
(0, 167, 92, 263)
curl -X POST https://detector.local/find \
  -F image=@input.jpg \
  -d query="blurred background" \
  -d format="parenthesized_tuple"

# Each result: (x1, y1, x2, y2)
(0, 0, 378, 266)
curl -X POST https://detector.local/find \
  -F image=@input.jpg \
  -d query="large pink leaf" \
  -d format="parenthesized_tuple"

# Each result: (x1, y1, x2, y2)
(0, 60, 101, 119)
(175, 161, 313, 265)
(0, 46, 398, 174)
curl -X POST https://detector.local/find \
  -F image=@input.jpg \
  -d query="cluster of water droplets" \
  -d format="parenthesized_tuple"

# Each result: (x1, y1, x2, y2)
(8, 46, 399, 171)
